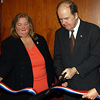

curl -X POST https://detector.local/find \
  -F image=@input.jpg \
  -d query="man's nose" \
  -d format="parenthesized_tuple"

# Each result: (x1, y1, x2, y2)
(62, 19, 66, 25)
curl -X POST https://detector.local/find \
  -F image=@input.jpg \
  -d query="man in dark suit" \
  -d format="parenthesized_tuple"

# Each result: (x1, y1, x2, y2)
(54, 0, 100, 100)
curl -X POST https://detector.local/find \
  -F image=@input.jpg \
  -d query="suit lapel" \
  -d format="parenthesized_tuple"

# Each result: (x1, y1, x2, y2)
(62, 29, 72, 59)
(73, 20, 86, 58)
(17, 39, 32, 67)
(15, 36, 45, 69)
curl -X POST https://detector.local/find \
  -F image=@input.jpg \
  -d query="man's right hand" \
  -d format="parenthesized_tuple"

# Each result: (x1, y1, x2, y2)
(59, 76, 68, 87)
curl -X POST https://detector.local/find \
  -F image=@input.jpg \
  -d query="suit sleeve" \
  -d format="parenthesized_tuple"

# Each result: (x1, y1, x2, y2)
(96, 85, 100, 95)
(36, 35, 55, 86)
(0, 40, 14, 81)
(76, 26, 100, 78)
(43, 38, 55, 83)
(54, 31, 64, 77)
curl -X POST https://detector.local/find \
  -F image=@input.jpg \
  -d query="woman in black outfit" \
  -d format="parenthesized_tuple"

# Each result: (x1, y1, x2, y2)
(0, 13, 55, 100)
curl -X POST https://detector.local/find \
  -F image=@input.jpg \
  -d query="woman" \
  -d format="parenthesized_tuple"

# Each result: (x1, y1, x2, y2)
(0, 13, 55, 100)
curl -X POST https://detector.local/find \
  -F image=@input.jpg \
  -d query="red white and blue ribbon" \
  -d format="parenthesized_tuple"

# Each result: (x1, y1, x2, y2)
(51, 86, 100, 99)
(0, 82, 37, 95)
(0, 82, 100, 99)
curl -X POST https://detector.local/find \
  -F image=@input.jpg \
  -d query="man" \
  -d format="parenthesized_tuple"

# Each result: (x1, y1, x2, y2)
(54, 0, 100, 100)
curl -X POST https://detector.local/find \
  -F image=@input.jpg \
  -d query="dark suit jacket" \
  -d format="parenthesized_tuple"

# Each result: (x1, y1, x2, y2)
(96, 85, 100, 95)
(54, 19, 100, 91)
(0, 33, 55, 100)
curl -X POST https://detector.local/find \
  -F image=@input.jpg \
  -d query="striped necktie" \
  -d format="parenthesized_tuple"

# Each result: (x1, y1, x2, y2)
(70, 30, 75, 56)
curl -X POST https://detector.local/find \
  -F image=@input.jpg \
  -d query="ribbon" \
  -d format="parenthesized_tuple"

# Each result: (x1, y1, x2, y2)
(51, 86, 100, 99)
(0, 82, 100, 99)
(0, 82, 36, 95)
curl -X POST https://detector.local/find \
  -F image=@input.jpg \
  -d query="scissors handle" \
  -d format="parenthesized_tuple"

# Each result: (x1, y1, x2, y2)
(55, 72, 66, 86)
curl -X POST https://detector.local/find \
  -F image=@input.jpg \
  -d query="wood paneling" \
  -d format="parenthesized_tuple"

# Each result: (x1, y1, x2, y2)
(72, 0, 100, 26)
(0, 2, 2, 54)
(1, 0, 100, 100)
(0, 2, 1, 35)
(2, 0, 100, 57)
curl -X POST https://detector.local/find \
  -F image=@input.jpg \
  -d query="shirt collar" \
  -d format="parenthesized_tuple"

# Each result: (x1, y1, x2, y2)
(69, 18, 80, 39)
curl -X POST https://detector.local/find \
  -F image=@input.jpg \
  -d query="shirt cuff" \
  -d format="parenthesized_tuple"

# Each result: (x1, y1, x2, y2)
(74, 67, 79, 74)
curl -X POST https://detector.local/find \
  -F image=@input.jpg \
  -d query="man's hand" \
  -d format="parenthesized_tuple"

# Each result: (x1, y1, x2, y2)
(62, 67, 77, 79)
(59, 76, 68, 87)
(82, 88, 99, 100)
(0, 77, 3, 81)
(52, 83, 55, 86)
(62, 82, 68, 87)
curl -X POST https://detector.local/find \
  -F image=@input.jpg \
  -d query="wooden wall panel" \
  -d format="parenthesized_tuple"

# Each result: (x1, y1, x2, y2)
(1, 0, 100, 100)
(72, 0, 100, 26)
(0, 2, 1, 36)
(0, 2, 2, 53)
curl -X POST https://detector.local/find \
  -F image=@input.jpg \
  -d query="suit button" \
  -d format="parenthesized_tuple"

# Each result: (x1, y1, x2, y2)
(22, 67, 24, 69)
(21, 75, 23, 77)
(21, 83, 23, 85)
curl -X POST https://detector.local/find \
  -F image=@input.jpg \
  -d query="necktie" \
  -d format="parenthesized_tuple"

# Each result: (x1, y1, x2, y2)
(70, 30, 75, 56)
